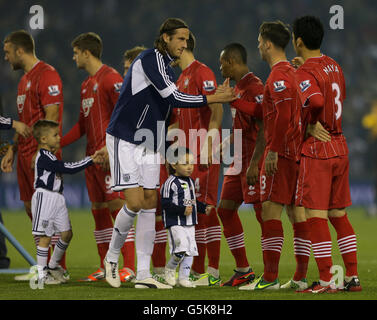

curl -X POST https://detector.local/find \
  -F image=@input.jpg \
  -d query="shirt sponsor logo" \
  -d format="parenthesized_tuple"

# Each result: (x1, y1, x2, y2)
(17, 95, 26, 113)
(255, 94, 263, 103)
(273, 80, 286, 92)
(203, 80, 215, 92)
(183, 199, 196, 206)
(48, 85, 60, 96)
(114, 82, 122, 93)
(299, 80, 311, 92)
(82, 97, 94, 117)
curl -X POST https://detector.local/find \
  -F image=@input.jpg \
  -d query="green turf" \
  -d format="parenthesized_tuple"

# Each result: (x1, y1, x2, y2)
(0, 207, 376, 300)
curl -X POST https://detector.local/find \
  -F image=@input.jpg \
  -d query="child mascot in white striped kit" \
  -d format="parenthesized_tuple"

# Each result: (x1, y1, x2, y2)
(31, 120, 101, 285)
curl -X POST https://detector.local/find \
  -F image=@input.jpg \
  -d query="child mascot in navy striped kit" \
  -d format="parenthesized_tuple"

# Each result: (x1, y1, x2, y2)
(31, 120, 102, 285)
(161, 147, 214, 287)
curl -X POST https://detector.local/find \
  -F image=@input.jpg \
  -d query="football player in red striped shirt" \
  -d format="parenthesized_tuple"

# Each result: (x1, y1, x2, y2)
(240, 21, 309, 291)
(2, 30, 67, 279)
(61, 33, 135, 282)
(216, 43, 264, 287)
(292, 15, 361, 293)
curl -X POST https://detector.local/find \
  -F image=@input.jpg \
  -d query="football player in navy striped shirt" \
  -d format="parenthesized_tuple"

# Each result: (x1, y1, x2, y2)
(31, 120, 101, 285)
(161, 147, 214, 288)
(98, 18, 235, 289)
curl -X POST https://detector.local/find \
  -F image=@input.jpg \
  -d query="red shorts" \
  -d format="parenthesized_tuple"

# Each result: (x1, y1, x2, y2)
(220, 166, 261, 204)
(260, 156, 299, 205)
(85, 164, 125, 203)
(191, 163, 220, 206)
(295, 155, 352, 210)
(17, 154, 35, 202)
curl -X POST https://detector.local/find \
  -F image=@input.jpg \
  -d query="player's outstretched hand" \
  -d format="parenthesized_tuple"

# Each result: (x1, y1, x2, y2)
(216, 78, 231, 94)
(291, 56, 305, 68)
(12, 120, 32, 138)
(209, 79, 236, 104)
(184, 205, 193, 216)
(246, 161, 259, 186)
(93, 146, 110, 171)
(265, 150, 278, 177)
(90, 153, 103, 165)
(1, 147, 15, 173)
(307, 121, 331, 142)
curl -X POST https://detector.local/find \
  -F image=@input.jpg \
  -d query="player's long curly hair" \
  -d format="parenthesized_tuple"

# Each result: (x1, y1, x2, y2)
(154, 18, 189, 55)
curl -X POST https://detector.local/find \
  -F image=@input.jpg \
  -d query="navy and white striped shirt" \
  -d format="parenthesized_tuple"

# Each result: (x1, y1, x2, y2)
(34, 148, 93, 193)
(161, 175, 206, 228)
(0, 116, 12, 130)
(107, 48, 208, 152)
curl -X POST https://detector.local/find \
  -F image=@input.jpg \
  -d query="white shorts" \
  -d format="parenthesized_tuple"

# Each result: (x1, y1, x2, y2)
(31, 189, 71, 237)
(106, 133, 160, 191)
(168, 225, 198, 257)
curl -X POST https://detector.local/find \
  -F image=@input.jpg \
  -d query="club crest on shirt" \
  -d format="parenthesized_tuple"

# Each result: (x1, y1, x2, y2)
(93, 83, 98, 92)
(17, 95, 26, 113)
(114, 82, 122, 93)
(255, 94, 263, 103)
(299, 80, 311, 92)
(26, 81, 31, 91)
(48, 85, 60, 96)
(184, 78, 189, 88)
(273, 80, 286, 92)
(203, 80, 215, 92)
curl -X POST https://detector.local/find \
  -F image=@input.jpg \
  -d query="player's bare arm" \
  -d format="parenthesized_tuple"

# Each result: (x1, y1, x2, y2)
(247, 119, 265, 185)
(44, 104, 60, 122)
(201, 102, 223, 169)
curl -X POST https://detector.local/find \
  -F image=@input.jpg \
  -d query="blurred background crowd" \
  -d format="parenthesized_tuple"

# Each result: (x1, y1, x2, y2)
(0, 0, 376, 212)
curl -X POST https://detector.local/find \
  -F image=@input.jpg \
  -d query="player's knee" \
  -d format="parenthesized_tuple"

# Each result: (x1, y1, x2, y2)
(262, 201, 283, 221)
(328, 208, 346, 218)
(61, 230, 73, 243)
(218, 199, 240, 211)
(126, 200, 143, 213)
(38, 235, 51, 247)
(143, 189, 158, 209)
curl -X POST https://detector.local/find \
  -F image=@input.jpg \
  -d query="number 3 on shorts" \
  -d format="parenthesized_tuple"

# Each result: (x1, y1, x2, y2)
(260, 175, 266, 191)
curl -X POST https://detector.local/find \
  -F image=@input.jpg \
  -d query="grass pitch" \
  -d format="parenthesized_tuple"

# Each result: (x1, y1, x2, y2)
(0, 207, 376, 301)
